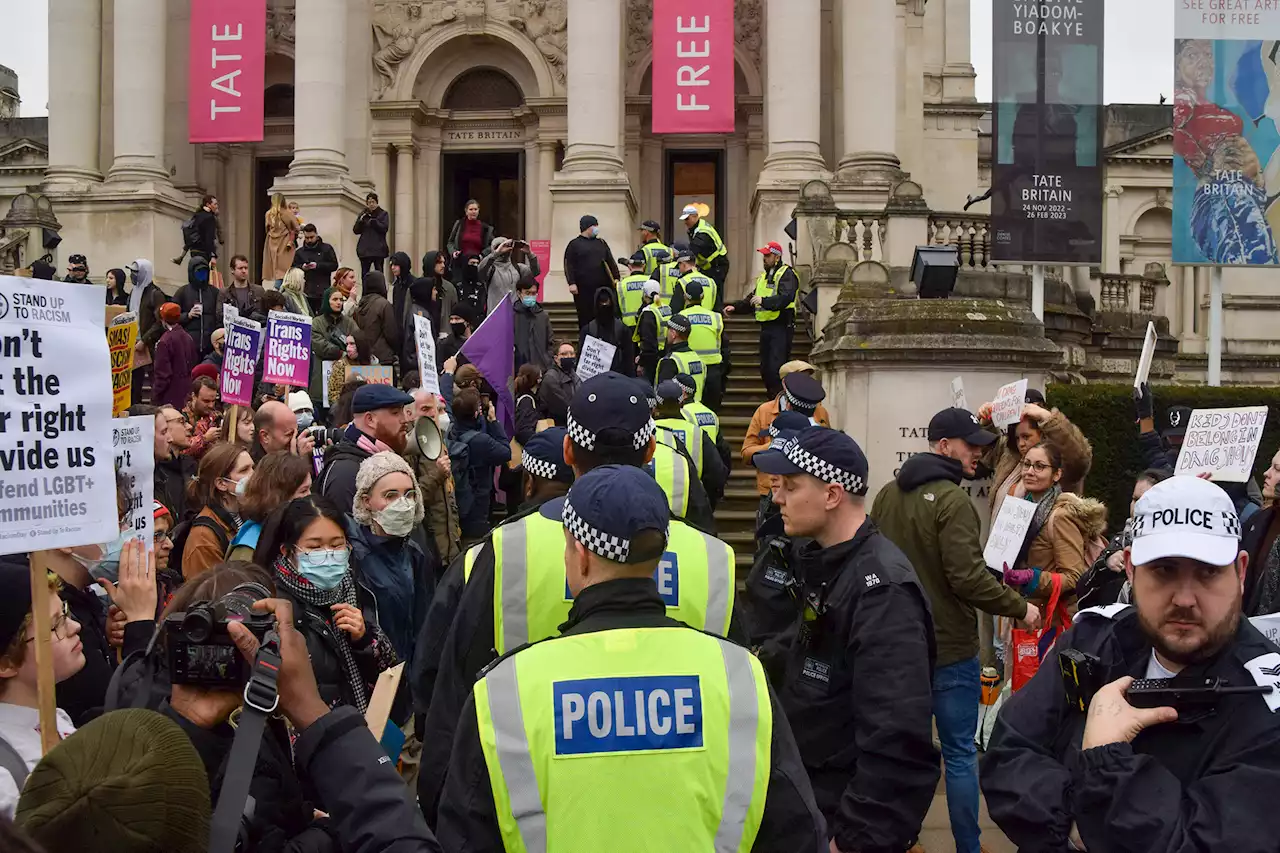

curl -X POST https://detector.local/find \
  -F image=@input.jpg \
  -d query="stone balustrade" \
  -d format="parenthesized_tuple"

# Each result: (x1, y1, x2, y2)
(928, 213, 993, 270)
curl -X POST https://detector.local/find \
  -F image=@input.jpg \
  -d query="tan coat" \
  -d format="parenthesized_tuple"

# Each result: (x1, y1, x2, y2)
(1024, 491, 1108, 607)
(741, 398, 832, 496)
(262, 209, 299, 281)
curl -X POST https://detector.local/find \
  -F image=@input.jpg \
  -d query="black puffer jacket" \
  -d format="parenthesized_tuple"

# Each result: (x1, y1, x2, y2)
(354, 206, 390, 260)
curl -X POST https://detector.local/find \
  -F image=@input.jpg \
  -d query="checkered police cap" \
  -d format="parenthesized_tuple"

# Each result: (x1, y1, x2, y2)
(566, 374, 656, 452)
(563, 499, 631, 562)
(546, 465, 670, 564)
(567, 411, 655, 452)
(523, 453, 558, 481)
(784, 440, 865, 494)
(753, 426, 870, 496)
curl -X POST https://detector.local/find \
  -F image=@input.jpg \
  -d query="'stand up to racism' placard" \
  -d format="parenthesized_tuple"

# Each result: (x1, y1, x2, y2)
(262, 311, 312, 387)
(112, 415, 155, 552)
(1175, 406, 1269, 482)
(0, 277, 119, 554)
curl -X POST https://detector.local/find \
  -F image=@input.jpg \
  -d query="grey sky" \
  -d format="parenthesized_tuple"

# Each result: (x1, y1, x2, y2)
(6, 0, 1168, 118)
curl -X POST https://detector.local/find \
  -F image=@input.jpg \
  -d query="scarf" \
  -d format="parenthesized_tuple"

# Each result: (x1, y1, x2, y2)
(1014, 484, 1062, 570)
(343, 423, 393, 456)
(273, 554, 369, 713)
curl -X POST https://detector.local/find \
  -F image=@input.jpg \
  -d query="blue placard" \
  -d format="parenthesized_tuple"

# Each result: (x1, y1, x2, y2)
(553, 675, 703, 756)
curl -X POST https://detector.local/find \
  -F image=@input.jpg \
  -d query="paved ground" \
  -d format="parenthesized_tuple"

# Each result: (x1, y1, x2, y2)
(916, 775, 1016, 853)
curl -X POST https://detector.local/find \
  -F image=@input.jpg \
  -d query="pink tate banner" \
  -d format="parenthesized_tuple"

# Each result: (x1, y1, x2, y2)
(188, 0, 266, 143)
(651, 0, 735, 134)
(529, 239, 551, 300)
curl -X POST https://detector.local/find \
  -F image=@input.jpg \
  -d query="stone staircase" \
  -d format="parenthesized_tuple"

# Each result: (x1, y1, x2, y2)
(543, 302, 815, 577)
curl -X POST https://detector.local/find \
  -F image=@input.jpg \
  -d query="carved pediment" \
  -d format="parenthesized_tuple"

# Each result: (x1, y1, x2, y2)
(627, 0, 761, 69)
(0, 139, 48, 168)
(1106, 128, 1173, 160)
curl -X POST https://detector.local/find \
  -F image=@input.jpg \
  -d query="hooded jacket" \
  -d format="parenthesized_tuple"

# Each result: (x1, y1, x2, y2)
(578, 287, 635, 376)
(477, 240, 540, 314)
(152, 322, 199, 410)
(173, 256, 222, 357)
(985, 408, 1093, 516)
(417, 250, 458, 333)
(352, 271, 402, 367)
(354, 205, 390, 260)
(513, 295, 555, 373)
(129, 259, 167, 345)
(871, 452, 1030, 668)
(389, 251, 416, 322)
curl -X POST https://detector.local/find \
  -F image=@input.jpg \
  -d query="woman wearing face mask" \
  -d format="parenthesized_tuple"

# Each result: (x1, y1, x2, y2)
(311, 285, 357, 405)
(181, 443, 253, 580)
(226, 452, 313, 563)
(348, 453, 435, 663)
(538, 342, 581, 427)
(1003, 441, 1108, 618)
(254, 496, 397, 712)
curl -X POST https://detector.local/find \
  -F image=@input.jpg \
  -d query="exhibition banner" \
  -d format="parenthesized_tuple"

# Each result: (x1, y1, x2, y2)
(188, 0, 266, 143)
(652, 0, 735, 133)
(991, 0, 1105, 264)
(1172, 9, 1280, 265)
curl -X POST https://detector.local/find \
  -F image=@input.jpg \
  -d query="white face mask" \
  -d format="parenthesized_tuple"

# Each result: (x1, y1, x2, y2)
(437, 412, 452, 434)
(374, 496, 417, 538)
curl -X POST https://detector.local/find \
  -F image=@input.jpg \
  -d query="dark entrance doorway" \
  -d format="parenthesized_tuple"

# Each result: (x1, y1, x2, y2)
(254, 156, 291, 281)
(440, 151, 524, 249)
(664, 150, 725, 239)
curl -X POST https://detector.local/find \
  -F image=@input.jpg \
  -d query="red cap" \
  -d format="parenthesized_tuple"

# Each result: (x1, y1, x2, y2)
(757, 242, 783, 256)
(191, 363, 218, 382)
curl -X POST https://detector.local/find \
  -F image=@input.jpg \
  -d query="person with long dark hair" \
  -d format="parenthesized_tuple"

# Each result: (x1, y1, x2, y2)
(180, 443, 252, 580)
(104, 267, 130, 306)
(253, 497, 397, 713)
(226, 451, 313, 562)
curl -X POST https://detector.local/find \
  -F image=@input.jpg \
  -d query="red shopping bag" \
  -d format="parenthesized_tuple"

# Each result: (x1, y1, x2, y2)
(1010, 572, 1066, 692)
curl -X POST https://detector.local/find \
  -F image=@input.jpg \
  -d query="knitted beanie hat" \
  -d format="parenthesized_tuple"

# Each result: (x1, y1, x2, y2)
(17, 709, 211, 853)
(353, 451, 424, 528)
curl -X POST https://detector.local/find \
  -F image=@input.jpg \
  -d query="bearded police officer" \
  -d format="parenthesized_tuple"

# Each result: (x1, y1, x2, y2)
(615, 251, 650, 332)
(679, 279, 729, 412)
(435, 465, 826, 851)
(637, 219, 670, 276)
(754, 427, 940, 853)
(982, 476, 1280, 852)
(680, 204, 729, 309)
(726, 241, 800, 399)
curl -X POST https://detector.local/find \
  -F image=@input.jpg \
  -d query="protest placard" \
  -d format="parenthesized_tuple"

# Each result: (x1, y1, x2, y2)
(951, 376, 968, 411)
(112, 415, 155, 552)
(223, 303, 239, 328)
(262, 310, 312, 387)
(577, 335, 617, 382)
(321, 360, 336, 407)
(0, 276, 119, 554)
(1134, 321, 1157, 390)
(1251, 613, 1280, 646)
(347, 365, 394, 385)
(107, 312, 138, 416)
(220, 318, 263, 406)
(991, 379, 1029, 429)
(983, 498, 1037, 574)
(529, 239, 551, 299)
(1175, 406, 1269, 482)
(414, 314, 441, 397)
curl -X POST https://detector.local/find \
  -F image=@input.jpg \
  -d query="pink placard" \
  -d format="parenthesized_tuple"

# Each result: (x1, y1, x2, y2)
(529, 239, 552, 300)
(188, 0, 266, 143)
(651, 0, 735, 134)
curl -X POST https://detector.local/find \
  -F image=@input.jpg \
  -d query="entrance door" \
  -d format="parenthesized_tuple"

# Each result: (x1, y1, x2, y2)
(664, 151, 724, 239)
(440, 151, 523, 249)
(254, 156, 291, 281)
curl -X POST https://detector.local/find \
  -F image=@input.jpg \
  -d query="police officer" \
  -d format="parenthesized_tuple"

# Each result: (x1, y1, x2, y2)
(726, 241, 799, 400)
(676, 372, 732, 477)
(754, 427, 941, 853)
(656, 313, 706, 402)
(655, 379, 727, 511)
(680, 204, 729, 309)
(639, 377, 718, 532)
(615, 251, 650, 332)
(673, 249, 718, 314)
(679, 279, 728, 412)
(633, 279, 670, 383)
(651, 244, 684, 303)
(434, 465, 827, 852)
(636, 219, 670, 276)
(982, 476, 1280, 851)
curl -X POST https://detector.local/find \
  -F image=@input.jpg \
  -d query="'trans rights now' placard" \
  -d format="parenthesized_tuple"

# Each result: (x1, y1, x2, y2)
(0, 277, 119, 554)
(220, 318, 263, 407)
(262, 311, 312, 387)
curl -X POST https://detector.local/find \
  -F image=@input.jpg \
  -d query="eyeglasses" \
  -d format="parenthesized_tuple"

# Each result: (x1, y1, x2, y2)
(155, 531, 173, 545)
(1020, 460, 1054, 473)
(26, 601, 74, 642)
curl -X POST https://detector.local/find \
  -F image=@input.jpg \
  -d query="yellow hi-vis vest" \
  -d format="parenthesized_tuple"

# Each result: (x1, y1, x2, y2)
(656, 262, 681, 301)
(640, 240, 672, 277)
(634, 301, 672, 345)
(474, 626, 771, 853)
(616, 274, 649, 328)
(680, 306, 723, 366)
(682, 402, 720, 443)
(692, 220, 728, 270)
(678, 270, 718, 314)
(656, 418, 703, 479)
(486, 511, 736, 653)
(754, 263, 798, 323)
(647, 440, 694, 518)
(660, 349, 706, 403)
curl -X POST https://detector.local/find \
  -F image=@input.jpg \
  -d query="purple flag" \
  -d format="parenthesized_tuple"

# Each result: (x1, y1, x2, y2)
(460, 294, 516, 436)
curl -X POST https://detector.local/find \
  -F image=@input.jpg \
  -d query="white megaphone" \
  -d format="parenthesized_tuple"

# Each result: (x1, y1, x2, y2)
(406, 415, 443, 460)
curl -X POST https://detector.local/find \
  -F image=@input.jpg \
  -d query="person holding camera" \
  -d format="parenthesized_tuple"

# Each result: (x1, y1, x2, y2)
(353, 192, 390, 279)
(253, 497, 398, 714)
(477, 236, 540, 315)
(983, 475, 1280, 852)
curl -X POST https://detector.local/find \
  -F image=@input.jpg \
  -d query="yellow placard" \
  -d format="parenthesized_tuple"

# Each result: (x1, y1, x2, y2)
(107, 316, 138, 416)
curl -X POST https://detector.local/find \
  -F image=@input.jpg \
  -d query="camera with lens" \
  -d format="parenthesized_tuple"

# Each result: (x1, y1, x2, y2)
(304, 424, 338, 447)
(165, 582, 275, 689)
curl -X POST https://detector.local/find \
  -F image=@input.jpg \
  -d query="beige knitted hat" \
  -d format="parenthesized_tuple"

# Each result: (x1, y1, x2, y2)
(353, 451, 424, 528)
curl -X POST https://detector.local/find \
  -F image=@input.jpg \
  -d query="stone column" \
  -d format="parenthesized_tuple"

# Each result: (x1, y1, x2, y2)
(345, 0, 373, 186)
(107, 0, 170, 182)
(561, 0, 624, 173)
(836, 0, 901, 180)
(45, 0, 103, 183)
(538, 140, 557, 235)
(289, 0, 348, 176)
(423, 136, 442, 249)
(525, 139, 541, 237)
(371, 147, 390, 206)
(1104, 186, 1123, 274)
(415, 146, 429, 259)
(394, 143, 416, 254)
(760, 0, 825, 177)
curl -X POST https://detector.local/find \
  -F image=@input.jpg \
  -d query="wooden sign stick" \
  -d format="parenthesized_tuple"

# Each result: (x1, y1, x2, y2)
(28, 552, 58, 755)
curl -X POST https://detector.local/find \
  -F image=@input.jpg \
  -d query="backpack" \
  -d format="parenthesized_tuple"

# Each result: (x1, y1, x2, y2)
(181, 215, 200, 251)
(448, 430, 477, 519)
(168, 515, 229, 576)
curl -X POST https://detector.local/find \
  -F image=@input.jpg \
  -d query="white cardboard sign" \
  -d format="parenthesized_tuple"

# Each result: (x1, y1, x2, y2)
(413, 314, 441, 398)
(112, 415, 155, 552)
(983, 498, 1037, 574)
(991, 379, 1029, 430)
(1134, 321, 1156, 389)
(0, 277, 119, 554)
(223, 303, 238, 328)
(577, 335, 617, 382)
(1175, 406, 1269, 483)
(951, 377, 968, 411)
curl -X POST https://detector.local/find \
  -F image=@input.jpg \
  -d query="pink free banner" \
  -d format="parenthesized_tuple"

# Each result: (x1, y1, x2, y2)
(188, 0, 266, 143)
(651, 0, 735, 134)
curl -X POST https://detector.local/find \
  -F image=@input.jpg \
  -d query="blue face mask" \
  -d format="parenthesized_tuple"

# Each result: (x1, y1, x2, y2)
(79, 531, 132, 584)
(297, 412, 314, 430)
(521, 295, 537, 308)
(590, 226, 600, 238)
(295, 547, 350, 591)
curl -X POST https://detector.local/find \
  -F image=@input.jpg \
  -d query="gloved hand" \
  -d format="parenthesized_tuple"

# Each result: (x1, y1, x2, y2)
(1134, 382, 1154, 422)
(1004, 567, 1040, 589)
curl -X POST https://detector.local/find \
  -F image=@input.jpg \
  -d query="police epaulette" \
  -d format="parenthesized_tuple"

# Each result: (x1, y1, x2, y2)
(1072, 603, 1134, 624)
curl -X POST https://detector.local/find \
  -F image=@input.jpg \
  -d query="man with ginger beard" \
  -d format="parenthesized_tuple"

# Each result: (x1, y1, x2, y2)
(314, 384, 413, 515)
(982, 475, 1280, 852)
